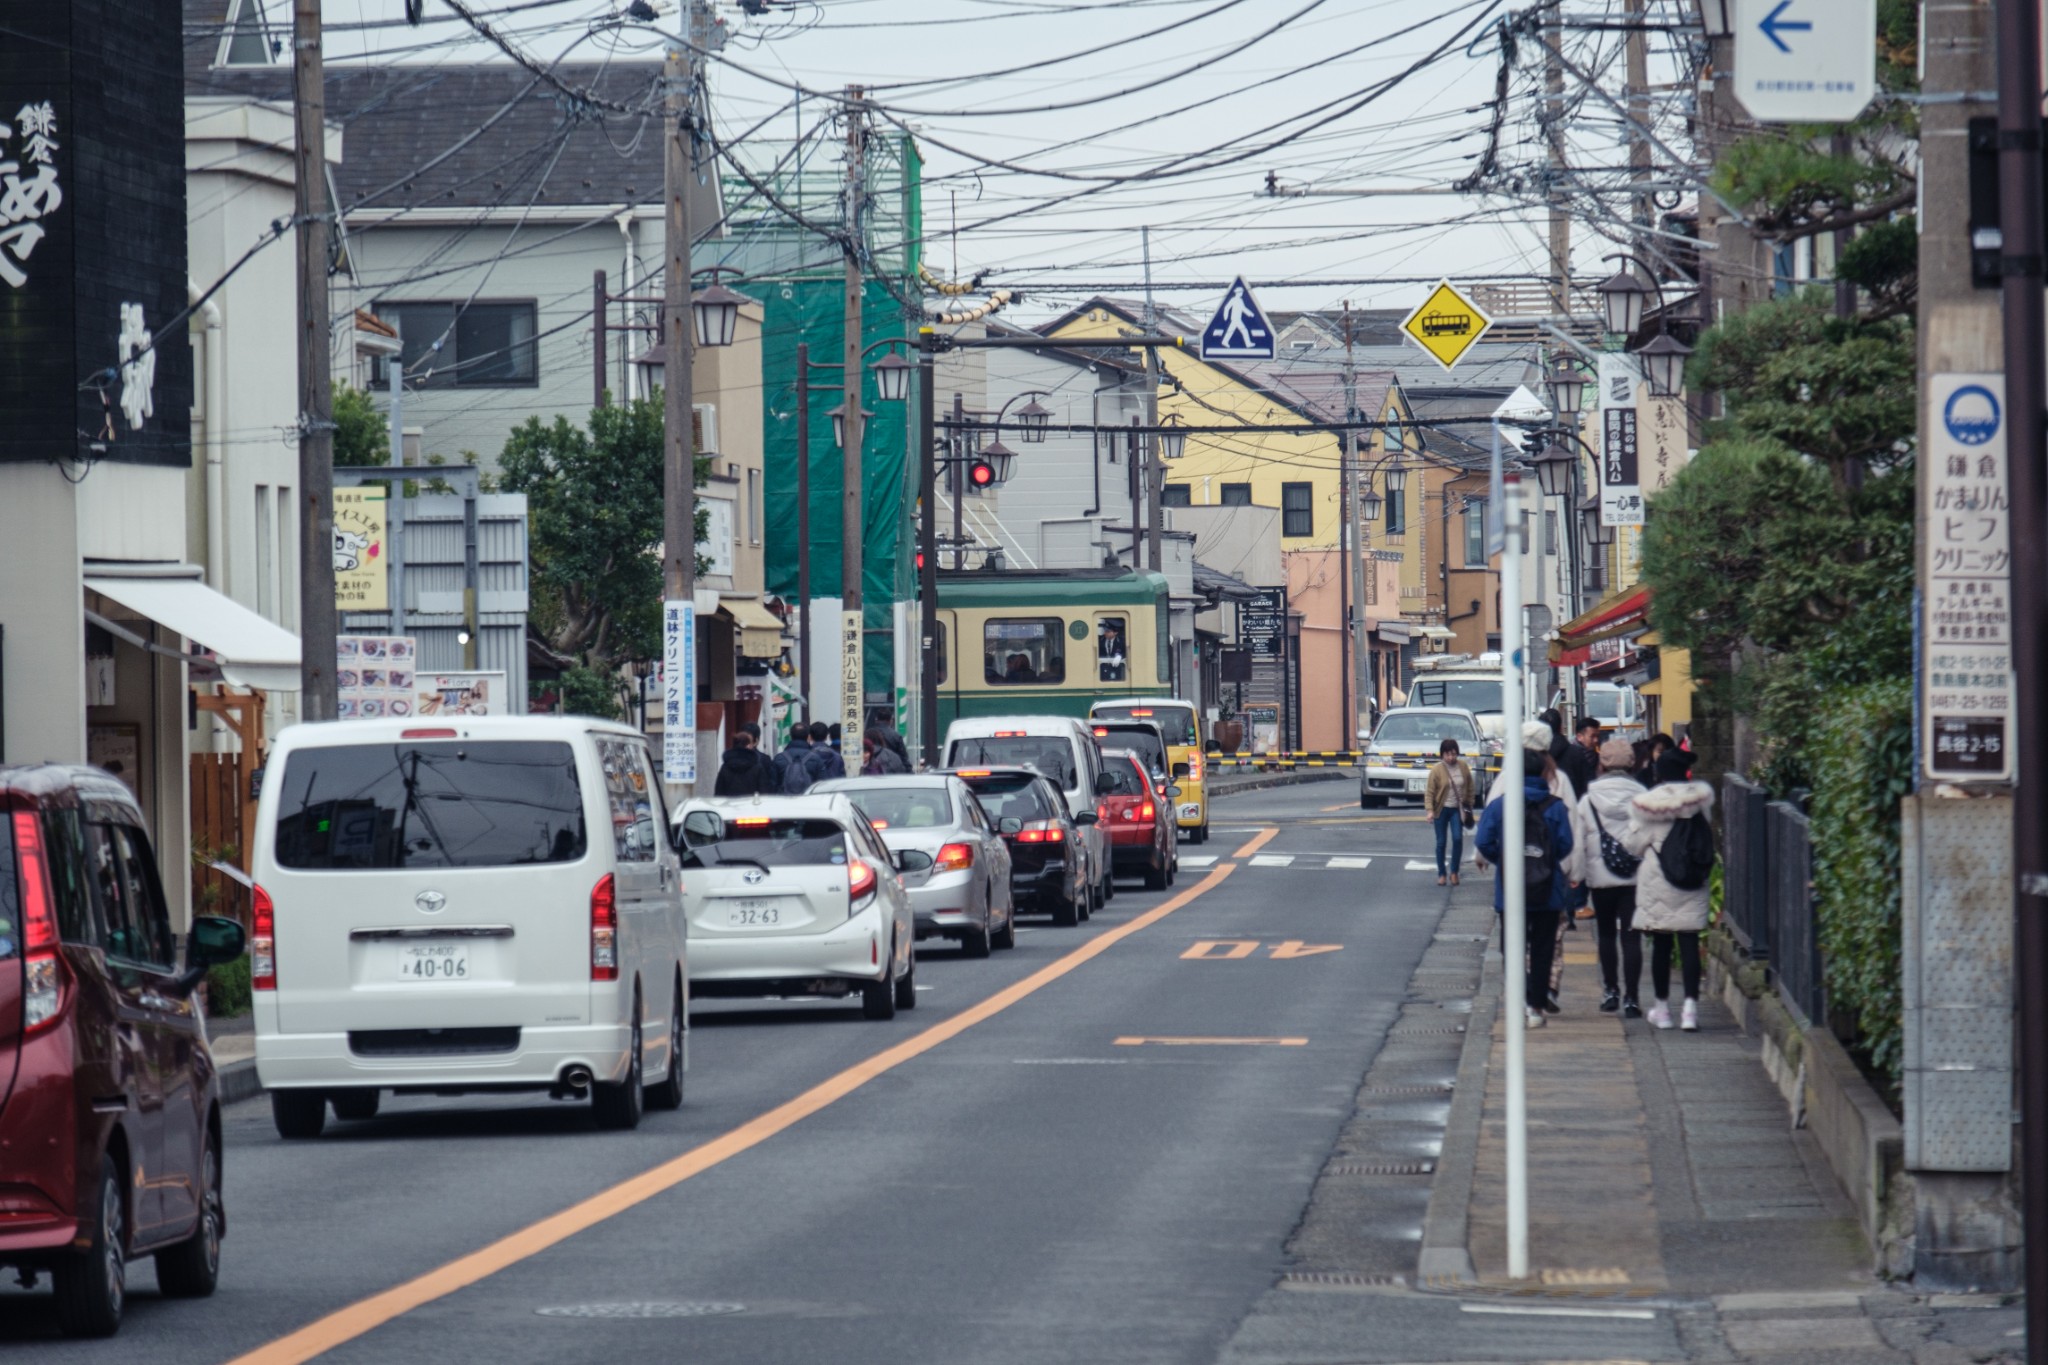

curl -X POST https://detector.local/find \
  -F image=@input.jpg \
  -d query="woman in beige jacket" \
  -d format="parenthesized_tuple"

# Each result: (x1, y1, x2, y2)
(1422, 738, 1476, 886)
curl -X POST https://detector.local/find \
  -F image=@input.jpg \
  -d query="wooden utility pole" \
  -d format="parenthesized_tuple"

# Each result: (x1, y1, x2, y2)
(293, 0, 338, 721)
(661, 39, 698, 793)
(1141, 227, 1163, 573)
(840, 87, 866, 756)
(1623, 0, 1650, 256)
(1342, 302, 1368, 745)
(1543, 0, 1570, 318)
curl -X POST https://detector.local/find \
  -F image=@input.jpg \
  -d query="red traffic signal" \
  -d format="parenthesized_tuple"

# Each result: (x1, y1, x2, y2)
(968, 459, 997, 488)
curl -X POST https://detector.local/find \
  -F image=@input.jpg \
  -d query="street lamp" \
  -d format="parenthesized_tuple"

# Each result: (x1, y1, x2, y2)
(1580, 492, 1613, 547)
(1546, 359, 1588, 419)
(1594, 265, 1653, 336)
(978, 438, 1018, 485)
(1016, 397, 1052, 444)
(1528, 441, 1578, 500)
(827, 401, 873, 450)
(871, 350, 912, 404)
(1635, 331, 1693, 398)
(1385, 458, 1407, 495)
(1157, 412, 1188, 462)
(689, 282, 748, 349)
(1359, 480, 1384, 521)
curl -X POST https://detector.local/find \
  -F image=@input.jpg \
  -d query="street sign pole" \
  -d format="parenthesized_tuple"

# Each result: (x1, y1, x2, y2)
(1499, 465, 1529, 1282)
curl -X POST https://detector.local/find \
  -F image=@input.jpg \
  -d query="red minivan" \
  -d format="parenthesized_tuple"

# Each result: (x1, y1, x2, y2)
(0, 765, 245, 1337)
(1096, 749, 1177, 891)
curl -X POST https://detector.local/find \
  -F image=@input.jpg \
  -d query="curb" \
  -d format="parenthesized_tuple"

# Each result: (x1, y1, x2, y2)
(218, 1058, 263, 1106)
(1417, 914, 1500, 1286)
(1208, 769, 1351, 797)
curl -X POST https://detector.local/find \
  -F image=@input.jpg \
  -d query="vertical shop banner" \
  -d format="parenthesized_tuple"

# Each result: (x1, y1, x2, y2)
(333, 488, 388, 610)
(1639, 393, 1689, 495)
(1922, 375, 2013, 781)
(663, 600, 696, 784)
(1597, 355, 1642, 528)
(840, 610, 864, 759)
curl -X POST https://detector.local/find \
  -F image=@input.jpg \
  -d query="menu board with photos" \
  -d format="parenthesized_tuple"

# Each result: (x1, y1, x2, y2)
(336, 635, 418, 719)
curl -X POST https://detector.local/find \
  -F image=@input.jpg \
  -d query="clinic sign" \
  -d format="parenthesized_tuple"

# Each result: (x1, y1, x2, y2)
(1922, 375, 2013, 782)
(663, 599, 696, 784)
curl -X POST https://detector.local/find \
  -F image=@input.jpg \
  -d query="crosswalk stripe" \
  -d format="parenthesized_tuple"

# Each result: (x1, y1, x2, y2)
(1325, 856, 1373, 869)
(1248, 854, 1295, 867)
(1179, 854, 1219, 867)
(1404, 860, 1438, 872)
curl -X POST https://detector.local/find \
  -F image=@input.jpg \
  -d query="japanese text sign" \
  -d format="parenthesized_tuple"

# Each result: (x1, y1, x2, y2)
(1922, 375, 2012, 782)
(664, 600, 696, 784)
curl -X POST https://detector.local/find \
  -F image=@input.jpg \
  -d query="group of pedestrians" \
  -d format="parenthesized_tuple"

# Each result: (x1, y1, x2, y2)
(1427, 715, 1717, 1034)
(712, 719, 912, 796)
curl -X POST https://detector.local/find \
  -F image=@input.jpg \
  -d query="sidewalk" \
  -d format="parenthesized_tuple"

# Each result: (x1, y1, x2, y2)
(1220, 880, 2026, 1364)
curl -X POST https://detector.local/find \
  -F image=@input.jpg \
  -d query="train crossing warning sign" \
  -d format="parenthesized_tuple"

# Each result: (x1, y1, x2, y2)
(1400, 280, 1493, 371)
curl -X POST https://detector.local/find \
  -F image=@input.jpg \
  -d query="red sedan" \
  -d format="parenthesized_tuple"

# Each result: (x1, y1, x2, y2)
(1096, 749, 1178, 891)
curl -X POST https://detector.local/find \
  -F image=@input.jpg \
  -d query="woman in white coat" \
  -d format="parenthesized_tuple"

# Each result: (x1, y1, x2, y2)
(1621, 750, 1716, 1031)
(1567, 738, 1646, 1017)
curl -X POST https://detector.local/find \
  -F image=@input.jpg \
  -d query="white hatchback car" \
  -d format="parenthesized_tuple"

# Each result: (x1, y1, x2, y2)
(674, 794, 917, 1019)
(250, 717, 688, 1136)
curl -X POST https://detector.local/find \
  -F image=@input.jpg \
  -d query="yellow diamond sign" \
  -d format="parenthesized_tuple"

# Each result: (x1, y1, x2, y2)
(1400, 280, 1494, 372)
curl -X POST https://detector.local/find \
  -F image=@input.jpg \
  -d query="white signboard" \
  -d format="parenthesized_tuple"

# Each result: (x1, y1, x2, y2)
(414, 671, 507, 717)
(840, 609, 863, 760)
(1732, 0, 1877, 123)
(663, 599, 696, 784)
(1922, 375, 2013, 783)
(1597, 355, 1643, 528)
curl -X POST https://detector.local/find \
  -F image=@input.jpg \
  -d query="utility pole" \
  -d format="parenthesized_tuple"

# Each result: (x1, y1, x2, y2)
(593, 269, 609, 408)
(293, 0, 338, 721)
(1622, 0, 1650, 256)
(1141, 227, 1163, 574)
(1542, 0, 1570, 318)
(840, 86, 867, 757)
(1343, 303, 1369, 747)
(795, 342, 814, 720)
(917, 329, 940, 768)
(660, 36, 699, 795)
(1996, 0, 2048, 1334)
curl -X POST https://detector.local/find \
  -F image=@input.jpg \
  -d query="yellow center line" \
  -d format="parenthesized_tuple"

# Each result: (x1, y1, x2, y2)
(226, 863, 1240, 1365)
(1318, 802, 1354, 812)
(1230, 826, 1280, 859)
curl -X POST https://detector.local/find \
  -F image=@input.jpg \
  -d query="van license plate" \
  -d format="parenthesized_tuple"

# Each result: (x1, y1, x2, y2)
(398, 944, 469, 980)
(726, 900, 784, 927)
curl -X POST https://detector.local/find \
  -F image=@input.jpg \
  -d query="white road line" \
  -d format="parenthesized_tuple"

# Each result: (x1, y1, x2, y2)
(1179, 855, 1220, 867)
(1458, 1303, 1657, 1321)
(1325, 856, 1373, 869)
(1404, 860, 1440, 872)
(1249, 854, 1295, 867)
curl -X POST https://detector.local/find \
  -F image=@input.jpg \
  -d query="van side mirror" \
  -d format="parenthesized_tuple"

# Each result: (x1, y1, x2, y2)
(1073, 811, 1098, 826)
(172, 915, 247, 998)
(1166, 785, 1182, 798)
(895, 849, 933, 872)
(999, 816, 1023, 835)
(1172, 761, 1190, 779)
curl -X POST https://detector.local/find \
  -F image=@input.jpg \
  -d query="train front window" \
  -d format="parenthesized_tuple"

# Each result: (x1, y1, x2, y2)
(983, 618, 1067, 685)
(1096, 616, 1129, 682)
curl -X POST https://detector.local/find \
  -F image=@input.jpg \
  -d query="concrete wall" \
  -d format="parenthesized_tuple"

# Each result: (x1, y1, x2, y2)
(0, 465, 85, 766)
(692, 303, 767, 597)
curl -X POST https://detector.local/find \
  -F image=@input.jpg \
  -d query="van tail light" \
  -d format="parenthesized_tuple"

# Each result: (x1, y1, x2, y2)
(848, 859, 878, 911)
(590, 874, 618, 981)
(14, 811, 62, 1034)
(1015, 821, 1064, 844)
(934, 842, 974, 873)
(251, 883, 277, 991)
(1187, 755, 1202, 782)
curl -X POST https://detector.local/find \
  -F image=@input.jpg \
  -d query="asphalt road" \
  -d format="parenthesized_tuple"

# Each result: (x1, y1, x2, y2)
(5, 782, 1466, 1365)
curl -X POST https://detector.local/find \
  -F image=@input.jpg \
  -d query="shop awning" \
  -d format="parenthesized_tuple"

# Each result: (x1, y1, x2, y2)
(85, 569, 302, 692)
(1550, 584, 1651, 666)
(719, 595, 786, 659)
(1417, 624, 1455, 641)
(1374, 620, 1413, 643)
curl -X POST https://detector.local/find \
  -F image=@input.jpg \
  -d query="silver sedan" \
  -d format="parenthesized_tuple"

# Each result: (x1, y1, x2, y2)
(811, 775, 1017, 957)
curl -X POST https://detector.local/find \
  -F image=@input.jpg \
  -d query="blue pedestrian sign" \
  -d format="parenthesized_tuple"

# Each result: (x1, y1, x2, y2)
(1201, 277, 1275, 361)
(1732, 0, 1874, 123)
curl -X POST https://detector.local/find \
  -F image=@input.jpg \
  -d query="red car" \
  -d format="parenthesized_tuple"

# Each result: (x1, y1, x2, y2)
(1097, 749, 1177, 891)
(0, 766, 246, 1337)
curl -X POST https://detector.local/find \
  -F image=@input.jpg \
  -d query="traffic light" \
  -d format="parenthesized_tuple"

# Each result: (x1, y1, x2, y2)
(967, 458, 997, 489)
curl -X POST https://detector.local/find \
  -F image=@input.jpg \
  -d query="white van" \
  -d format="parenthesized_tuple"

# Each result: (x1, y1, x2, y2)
(250, 716, 688, 1137)
(941, 715, 1113, 914)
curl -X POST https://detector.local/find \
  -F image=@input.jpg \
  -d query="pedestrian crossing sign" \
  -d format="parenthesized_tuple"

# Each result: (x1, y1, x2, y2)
(1200, 276, 1276, 361)
(1400, 280, 1493, 371)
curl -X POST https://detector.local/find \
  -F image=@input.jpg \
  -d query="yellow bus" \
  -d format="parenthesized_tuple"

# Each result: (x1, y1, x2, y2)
(1088, 697, 1208, 844)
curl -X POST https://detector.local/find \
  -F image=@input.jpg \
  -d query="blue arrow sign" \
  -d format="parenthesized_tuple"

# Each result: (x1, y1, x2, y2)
(1758, 0, 1812, 53)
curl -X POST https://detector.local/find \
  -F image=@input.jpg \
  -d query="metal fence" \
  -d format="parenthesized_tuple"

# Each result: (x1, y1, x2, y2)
(1720, 774, 1825, 1025)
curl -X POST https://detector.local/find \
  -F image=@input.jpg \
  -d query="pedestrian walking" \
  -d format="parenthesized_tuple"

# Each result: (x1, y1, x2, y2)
(713, 728, 776, 797)
(1639, 732, 1677, 785)
(1568, 738, 1646, 1017)
(1475, 722, 1576, 1030)
(867, 720, 912, 772)
(862, 733, 907, 776)
(803, 721, 847, 784)
(1622, 750, 1718, 1031)
(774, 723, 815, 793)
(1563, 716, 1601, 799)
(1422, 738, 1476, 887)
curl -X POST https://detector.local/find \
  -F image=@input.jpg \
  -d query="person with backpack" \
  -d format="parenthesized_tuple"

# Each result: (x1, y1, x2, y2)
(862, 732, 907, 776)
(713, 728, 776, 797)
(1474, 723, 1577, 1030)
(1568, 738, 1647, 1017)
(773, 723, 814, 792)
(1622, 749, 1718, 1031)
(800, 721, 846, 787)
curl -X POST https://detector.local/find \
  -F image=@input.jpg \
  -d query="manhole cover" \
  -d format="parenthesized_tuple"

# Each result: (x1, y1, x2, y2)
(536, 1302, 746, 1319)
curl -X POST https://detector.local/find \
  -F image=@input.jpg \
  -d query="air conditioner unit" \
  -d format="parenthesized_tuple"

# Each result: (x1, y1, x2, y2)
(692, 403, 719, 454)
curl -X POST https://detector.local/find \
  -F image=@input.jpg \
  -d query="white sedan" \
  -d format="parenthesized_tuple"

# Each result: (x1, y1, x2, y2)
(674, 793, 918, 1020)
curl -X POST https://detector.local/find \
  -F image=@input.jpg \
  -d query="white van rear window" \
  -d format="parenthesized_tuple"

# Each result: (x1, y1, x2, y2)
(273, 741, 588, 870)
(947, 737, 1075, 788)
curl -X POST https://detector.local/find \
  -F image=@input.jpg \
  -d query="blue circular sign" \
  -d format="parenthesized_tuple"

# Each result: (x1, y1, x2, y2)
(1944, 385, 2001, 446)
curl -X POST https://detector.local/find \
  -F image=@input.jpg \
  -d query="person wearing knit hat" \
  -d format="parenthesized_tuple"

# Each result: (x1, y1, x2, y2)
(1567, 737, 1649, 1016)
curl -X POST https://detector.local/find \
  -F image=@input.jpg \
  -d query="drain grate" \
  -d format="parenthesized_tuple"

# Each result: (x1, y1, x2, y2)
(1389, 1023, 1467, 1036)
(537, 1303, 747, 1319)
(1328, 1160, 1435, 1175)
(1358, 1084, 1454, 1097)
(1282, 1271, 1407, 1288)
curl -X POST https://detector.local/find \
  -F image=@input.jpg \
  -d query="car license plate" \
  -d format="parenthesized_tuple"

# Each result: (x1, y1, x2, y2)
(725, 899, 785, 928)
(397, 943, 469, 981)
(1407, 776, 1425, 793)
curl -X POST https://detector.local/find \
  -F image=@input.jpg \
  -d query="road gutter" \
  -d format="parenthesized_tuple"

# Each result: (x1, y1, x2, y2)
(1418, 910, 1501, 1286)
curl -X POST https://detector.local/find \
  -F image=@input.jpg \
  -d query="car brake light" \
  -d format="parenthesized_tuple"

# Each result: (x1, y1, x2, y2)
(1092, 727, 1109, 737)
(1140, 803, 1155, 821)
(868, 819, 889, 830)
(1015, 821, 1064, 843)
(848, 859, 878, 908)
(994, 730, 1026, 738)
(733, 816, 770, 827)
(251, 882, 276, 991)
(401, 728, 458, 739)
(956, 769, 991, 778)
(590, 874, 618, 981)
(935, 842, 974, 872)
(1128, 708, 1153, 717)
(14, 811, 62, 1033)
